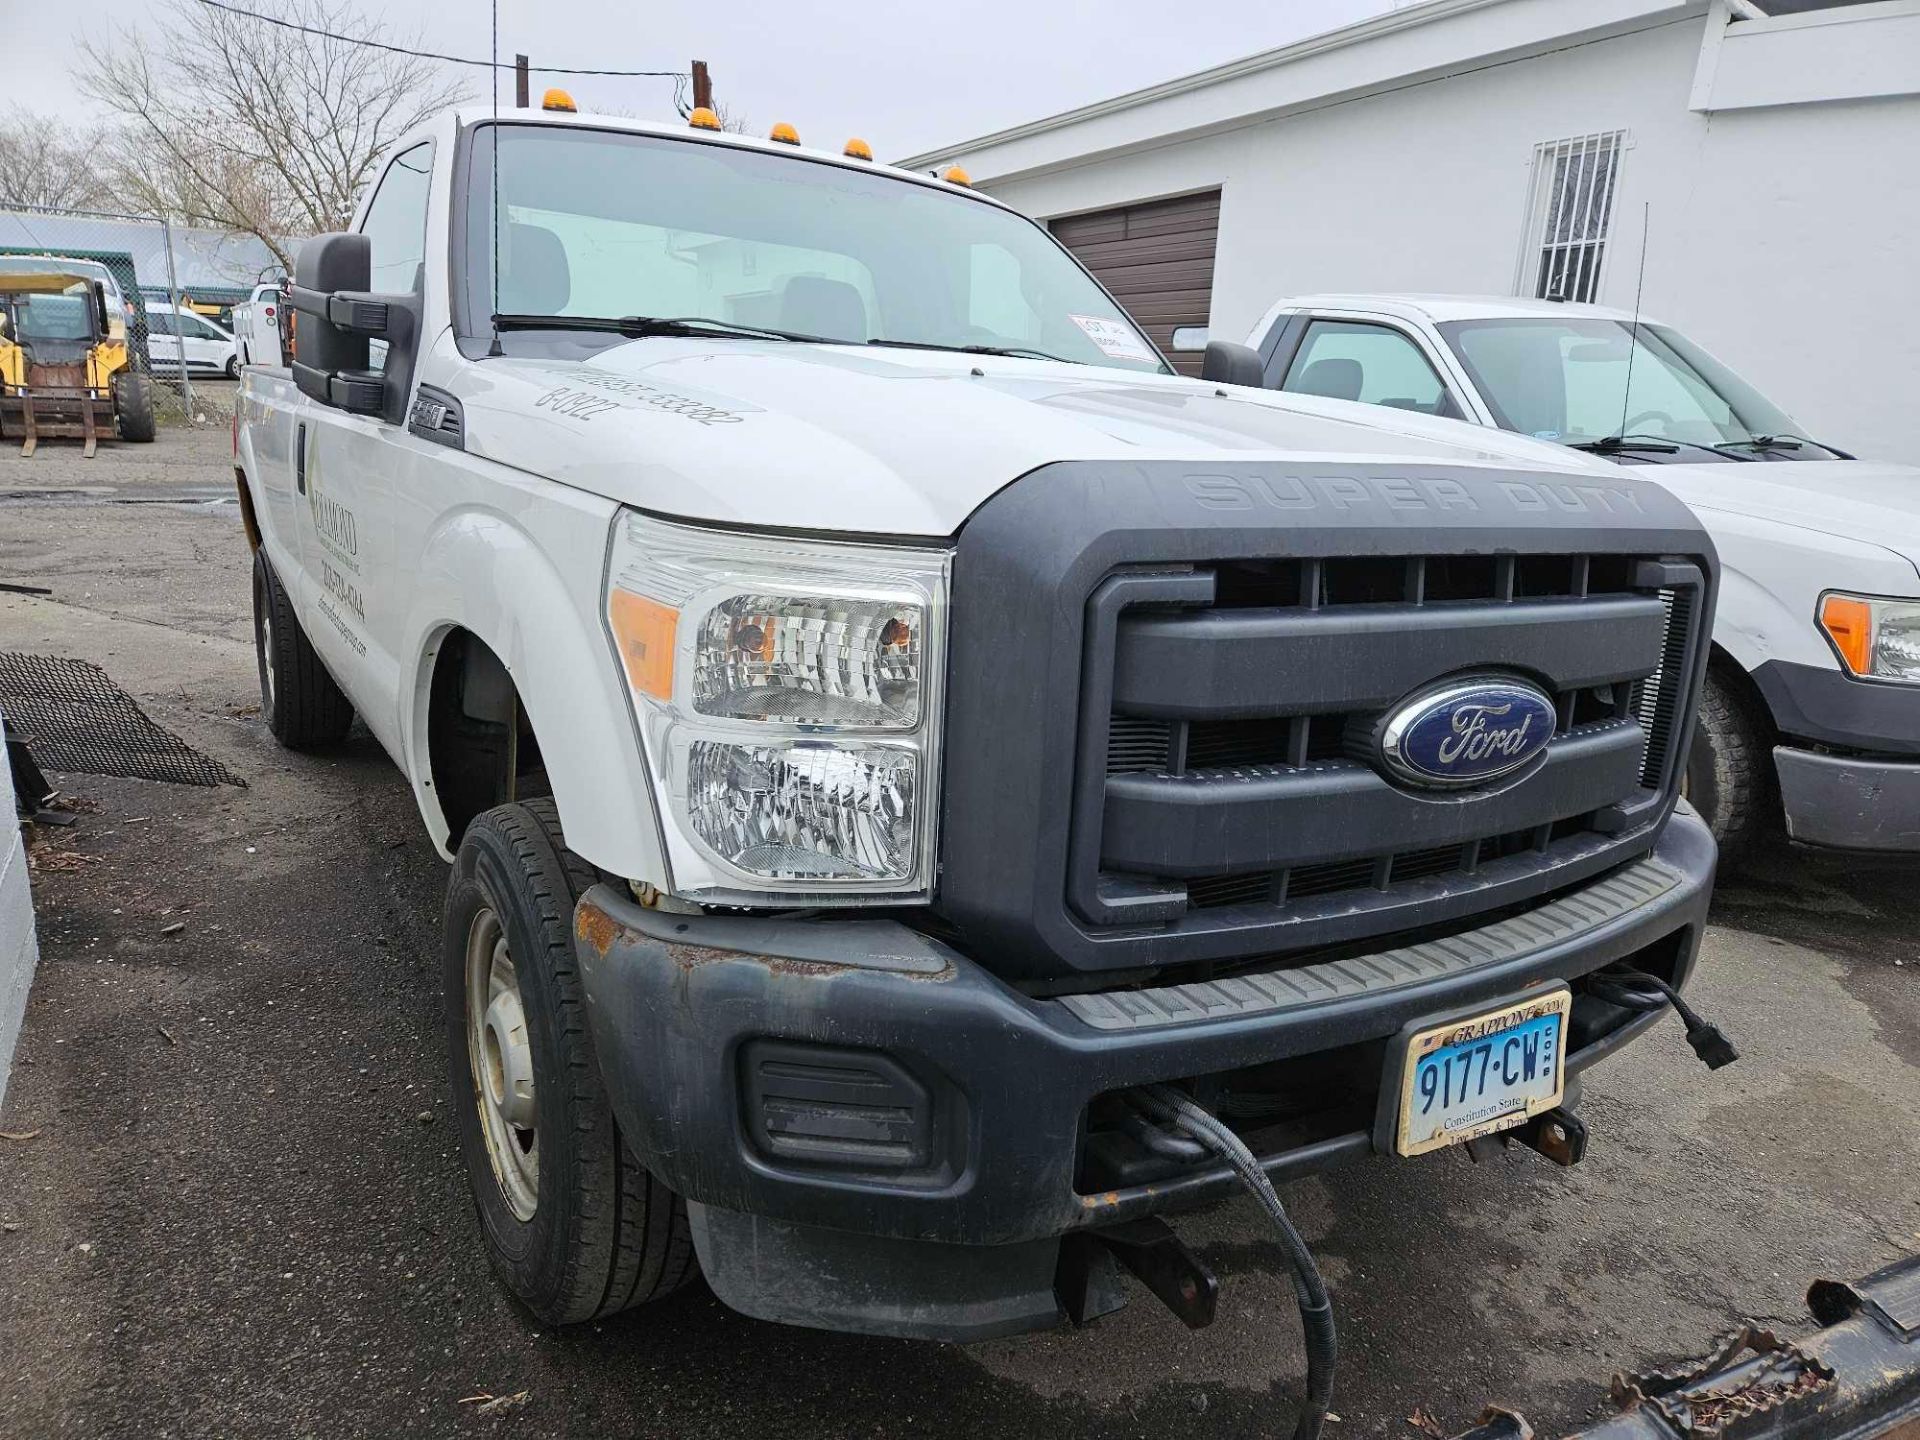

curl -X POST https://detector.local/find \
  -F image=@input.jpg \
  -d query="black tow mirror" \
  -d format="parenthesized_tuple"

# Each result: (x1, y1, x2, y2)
(289, 232, 418, 423)
(1201, 340, 1266, 389)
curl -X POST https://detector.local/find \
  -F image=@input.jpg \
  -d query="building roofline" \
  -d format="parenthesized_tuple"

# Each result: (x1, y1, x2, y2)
(896, 0, 1521, 169)
(897, 0, 1704, 175)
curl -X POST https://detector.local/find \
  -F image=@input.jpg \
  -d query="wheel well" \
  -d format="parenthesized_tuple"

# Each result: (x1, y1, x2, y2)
(234, 468, 263, 550)
(427, 630, 550, 843)
(1706, 643, 1776, 740)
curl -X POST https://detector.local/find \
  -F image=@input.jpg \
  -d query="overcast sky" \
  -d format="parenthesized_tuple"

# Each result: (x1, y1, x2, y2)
(1, 0, 1393, 161)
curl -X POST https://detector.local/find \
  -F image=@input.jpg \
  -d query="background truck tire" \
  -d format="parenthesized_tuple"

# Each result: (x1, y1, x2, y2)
(443, 799, 697, 1325)
(251, 548, 353, 748)
(113, 371, 156, 443)
(1685, 666, 1774, 860)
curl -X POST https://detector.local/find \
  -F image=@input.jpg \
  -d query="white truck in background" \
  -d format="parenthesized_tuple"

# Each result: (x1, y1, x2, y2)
(230, 280, 285, 369)
(230, 102, 1734, 1356)
(1206, 295, 1920, 856)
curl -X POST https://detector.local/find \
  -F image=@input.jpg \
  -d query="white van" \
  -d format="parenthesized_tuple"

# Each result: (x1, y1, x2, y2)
(145, 301, 239, 378)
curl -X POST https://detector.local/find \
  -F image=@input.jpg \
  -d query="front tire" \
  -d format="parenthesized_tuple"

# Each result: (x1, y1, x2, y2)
(1684, 666, 1774, 860)
(444, 800, 697, 1325)
(112, 371, 156, 443)
(225, 356, 240, 379)
(252, 547, 353, 748)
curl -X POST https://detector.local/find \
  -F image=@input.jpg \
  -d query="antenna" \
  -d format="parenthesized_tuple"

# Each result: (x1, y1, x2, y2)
(1616, 202, 1649, 440)
(487, 0, 503, 357)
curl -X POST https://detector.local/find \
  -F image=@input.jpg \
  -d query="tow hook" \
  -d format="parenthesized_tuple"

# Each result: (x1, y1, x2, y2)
(1464, 1104, 1589, 1167)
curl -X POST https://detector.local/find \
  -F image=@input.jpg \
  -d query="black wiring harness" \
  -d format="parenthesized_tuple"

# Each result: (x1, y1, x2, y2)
(1587, 966, 1739, 1069)
(1129, 1084, 1338, 1440)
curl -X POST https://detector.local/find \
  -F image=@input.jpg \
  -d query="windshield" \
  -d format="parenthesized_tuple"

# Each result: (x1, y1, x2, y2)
(1438, 317, 1809, 457)
(461, 123, 1169, 374)
(8, 290, 95, 343)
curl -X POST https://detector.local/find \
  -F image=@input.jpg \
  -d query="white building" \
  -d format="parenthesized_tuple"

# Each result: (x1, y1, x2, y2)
(902, 0, 1920, 462)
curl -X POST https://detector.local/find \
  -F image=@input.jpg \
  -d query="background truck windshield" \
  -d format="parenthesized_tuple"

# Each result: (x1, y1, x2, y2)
(462, 123, 1169, 374)
(1438, 317, 1801, 450)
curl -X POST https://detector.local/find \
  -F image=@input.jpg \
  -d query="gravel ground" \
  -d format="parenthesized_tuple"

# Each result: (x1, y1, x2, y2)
(2, 430, 1917, 1440)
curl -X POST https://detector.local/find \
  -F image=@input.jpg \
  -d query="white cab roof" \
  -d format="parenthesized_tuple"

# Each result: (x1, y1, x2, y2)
(1266, 293, 1665, 327)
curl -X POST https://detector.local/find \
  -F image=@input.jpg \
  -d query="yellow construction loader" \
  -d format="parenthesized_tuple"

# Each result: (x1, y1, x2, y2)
(0, 266, 156, 455)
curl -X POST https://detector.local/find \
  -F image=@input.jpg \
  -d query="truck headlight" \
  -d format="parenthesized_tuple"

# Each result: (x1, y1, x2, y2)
(605, 511, 948, 904)
(1819, 592, 1920, 684)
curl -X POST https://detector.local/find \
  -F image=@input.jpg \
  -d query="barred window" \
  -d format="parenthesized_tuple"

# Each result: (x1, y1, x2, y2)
(1517, 131, 1626, 305)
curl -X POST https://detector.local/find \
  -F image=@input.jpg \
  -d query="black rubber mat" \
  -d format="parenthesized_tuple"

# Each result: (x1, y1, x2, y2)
(0, 652, 244, 788)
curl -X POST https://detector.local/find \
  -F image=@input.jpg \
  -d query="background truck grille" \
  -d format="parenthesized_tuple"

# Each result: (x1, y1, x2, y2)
(1069, 551, 1705, 945)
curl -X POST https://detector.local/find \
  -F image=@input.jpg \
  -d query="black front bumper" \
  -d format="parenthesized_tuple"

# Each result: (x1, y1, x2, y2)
(576, 812, 1715, 1340)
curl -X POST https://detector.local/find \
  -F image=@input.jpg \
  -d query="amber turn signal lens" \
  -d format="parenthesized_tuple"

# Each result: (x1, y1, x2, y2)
(609, 590, 678, 699)
(1820, 594, 1873, 674)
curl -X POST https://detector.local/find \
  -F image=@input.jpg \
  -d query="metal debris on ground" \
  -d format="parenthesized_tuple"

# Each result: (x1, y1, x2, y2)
(1610, 1325, 1834, 1434)
(1442, 1253, 1920, 1440)
(0, 653, 244, 787)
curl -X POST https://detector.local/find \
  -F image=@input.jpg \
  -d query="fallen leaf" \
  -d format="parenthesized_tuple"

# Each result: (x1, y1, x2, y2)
(477, 1392, 530, 1417)
(0, 1130, 41, 1143)
(160, 921, 186, 936)
(1408, 1406, 1447, 1439)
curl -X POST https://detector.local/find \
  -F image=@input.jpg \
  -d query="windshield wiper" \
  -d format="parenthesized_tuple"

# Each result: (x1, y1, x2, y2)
(864, 337, 1088, 366)
(1570, 435, 1680, 454)
(1716, 433, 1852, 458)
(492, 313, 816, 342)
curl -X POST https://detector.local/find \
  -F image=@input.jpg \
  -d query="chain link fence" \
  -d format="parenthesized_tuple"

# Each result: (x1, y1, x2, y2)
(0, 201, 273, 433)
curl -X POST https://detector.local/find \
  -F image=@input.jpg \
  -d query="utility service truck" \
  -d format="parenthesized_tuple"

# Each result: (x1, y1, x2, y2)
(232, 99, 1733, 1363)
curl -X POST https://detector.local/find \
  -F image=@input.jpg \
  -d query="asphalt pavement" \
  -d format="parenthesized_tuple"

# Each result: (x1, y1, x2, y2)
(2, 426, 1917, 1440)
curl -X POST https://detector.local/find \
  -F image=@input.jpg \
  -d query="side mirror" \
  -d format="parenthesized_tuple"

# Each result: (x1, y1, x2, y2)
(1169, 325, 1210, 353)
(1201, 339, 1265, 389)
(289, 232, 418, 423)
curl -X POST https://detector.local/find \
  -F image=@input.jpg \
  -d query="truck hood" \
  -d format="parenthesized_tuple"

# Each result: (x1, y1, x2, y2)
(444, 338, 1640, 536)
(1634, 460, 1920, 576)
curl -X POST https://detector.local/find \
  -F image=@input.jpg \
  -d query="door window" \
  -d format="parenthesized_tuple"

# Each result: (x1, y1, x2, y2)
(147, 310, 176, 337)
(1281, 319, 1454, 417)
(360, 141, 435, 295)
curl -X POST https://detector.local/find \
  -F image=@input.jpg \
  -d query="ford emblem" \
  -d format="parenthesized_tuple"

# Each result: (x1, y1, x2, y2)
(1379, 678, 1557, 789)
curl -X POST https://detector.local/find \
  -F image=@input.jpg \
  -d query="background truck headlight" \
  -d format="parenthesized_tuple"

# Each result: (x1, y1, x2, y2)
(605, 511, 949, 904)
(1820, 592, 1920, 684)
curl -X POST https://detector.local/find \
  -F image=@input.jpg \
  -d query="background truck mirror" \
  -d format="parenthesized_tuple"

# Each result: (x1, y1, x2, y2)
(1169, 325, 1210, 352)
(1201, 340, 1266, 388)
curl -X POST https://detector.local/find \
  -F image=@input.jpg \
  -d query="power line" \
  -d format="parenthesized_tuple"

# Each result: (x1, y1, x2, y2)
(192, 0, 684, 77)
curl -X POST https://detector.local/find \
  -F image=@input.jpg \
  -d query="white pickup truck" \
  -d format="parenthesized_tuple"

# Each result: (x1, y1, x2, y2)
(234, 104, 1731, 1347)
(1217, 295, 1920, 856)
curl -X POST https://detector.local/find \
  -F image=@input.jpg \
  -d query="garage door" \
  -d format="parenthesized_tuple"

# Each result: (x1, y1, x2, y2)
(1050, 190, 1221, 377)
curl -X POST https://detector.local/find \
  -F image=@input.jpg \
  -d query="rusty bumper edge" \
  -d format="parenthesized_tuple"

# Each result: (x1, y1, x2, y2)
(1449, 1252, 1920, 1440)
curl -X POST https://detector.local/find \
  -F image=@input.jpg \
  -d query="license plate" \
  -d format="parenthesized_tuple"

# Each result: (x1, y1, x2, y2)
(1391, 988, 1571, 1157)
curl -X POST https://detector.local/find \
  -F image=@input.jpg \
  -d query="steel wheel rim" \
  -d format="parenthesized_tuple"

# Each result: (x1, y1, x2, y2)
(258, 585, 276, 712)
(466, 906, 539, 1221)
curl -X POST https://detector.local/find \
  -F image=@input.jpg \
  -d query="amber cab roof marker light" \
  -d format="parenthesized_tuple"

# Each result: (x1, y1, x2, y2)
(941, 164, 972, 187)
(769, 122, 801, 145)
(689, 106, 722, 131)
(843, 137, 874, 161)
(541, 88, 577, 113)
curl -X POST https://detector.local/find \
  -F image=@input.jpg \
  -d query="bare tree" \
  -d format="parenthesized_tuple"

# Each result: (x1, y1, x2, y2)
(77, 0, 469, 270)
(0, 108, 121, 211)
